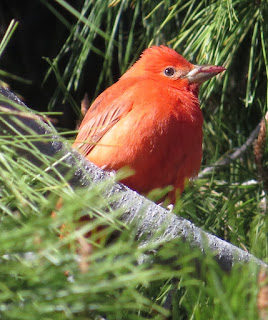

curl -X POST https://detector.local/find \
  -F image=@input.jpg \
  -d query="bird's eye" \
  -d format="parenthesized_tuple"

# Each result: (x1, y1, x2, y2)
(164, 67, 175, 77)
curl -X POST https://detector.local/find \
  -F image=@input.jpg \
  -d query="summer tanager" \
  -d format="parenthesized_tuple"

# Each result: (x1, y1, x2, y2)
(73, 45, 225, 203)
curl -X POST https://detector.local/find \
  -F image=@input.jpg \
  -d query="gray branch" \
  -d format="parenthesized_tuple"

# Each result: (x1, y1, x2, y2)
(199, 123, 261, 178)
(0, 86, 267, 272)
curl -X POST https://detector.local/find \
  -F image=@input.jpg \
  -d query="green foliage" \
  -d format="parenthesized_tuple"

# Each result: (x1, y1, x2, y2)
(0, 0, 268, 319)
(0, 20, 31, 85)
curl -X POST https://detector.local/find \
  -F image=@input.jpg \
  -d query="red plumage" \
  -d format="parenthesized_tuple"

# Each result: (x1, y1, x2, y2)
(73, 46, 225, 203)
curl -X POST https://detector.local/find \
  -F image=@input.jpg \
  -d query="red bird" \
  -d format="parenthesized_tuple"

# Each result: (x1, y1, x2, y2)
(73, 46, 225, 203)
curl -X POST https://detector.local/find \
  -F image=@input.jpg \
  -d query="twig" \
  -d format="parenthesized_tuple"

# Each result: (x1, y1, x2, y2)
(199, 122, 261, 178)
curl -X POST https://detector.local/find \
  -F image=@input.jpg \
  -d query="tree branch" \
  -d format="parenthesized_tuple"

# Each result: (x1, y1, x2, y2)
(0, 86, 267, 272)
(199, 123, 261, 178)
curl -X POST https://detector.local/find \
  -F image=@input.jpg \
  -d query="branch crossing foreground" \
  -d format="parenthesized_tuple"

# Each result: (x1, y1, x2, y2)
(0, 86, 267, 272)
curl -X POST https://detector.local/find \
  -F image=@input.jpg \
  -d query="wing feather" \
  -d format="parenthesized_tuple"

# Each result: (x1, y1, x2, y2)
(73, 84, 133, 156)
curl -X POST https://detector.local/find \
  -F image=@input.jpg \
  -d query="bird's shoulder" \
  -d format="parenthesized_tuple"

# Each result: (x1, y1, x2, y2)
(73, 79, 136, 155)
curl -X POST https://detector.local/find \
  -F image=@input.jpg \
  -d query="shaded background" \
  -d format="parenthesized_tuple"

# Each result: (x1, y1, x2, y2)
(0, 0, 106, 129)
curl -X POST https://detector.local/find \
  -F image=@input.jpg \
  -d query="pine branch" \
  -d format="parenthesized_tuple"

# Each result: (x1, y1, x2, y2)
(199, 123, 261, 178)
(0, 86, 267, 273)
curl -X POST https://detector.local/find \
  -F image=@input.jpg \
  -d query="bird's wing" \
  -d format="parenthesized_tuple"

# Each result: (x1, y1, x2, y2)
(73, 86, 133, 156)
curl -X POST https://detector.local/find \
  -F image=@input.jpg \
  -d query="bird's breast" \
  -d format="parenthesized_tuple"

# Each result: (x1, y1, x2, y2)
(88, 91, 203, 195)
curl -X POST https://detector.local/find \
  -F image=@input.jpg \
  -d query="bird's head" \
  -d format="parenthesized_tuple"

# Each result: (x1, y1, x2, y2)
(122, 45, 225, 89)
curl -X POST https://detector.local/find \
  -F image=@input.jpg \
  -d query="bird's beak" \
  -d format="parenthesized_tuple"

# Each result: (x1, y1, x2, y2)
(186, 65, 225, 84)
